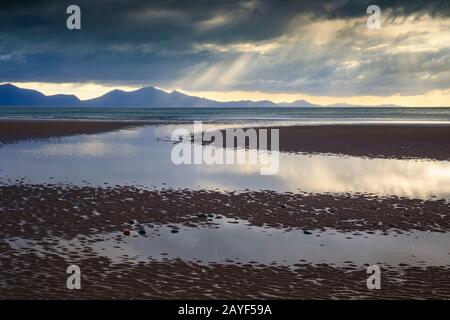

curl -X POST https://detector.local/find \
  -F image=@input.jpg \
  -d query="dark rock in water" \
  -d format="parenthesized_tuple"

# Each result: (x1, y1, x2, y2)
(123, 229, 131, 236)
(303, 230, 312, 235)
(215, 215, 223, 219)
(128, 219, 135, 225)
(198, 213, 207, 219)
(207, 214, 214, 218)
(171, 229, 179, 234)
(280, 204, 287, 208)
(138, 229, 146, 235)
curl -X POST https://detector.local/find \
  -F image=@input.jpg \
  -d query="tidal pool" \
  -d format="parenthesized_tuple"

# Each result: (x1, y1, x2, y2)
(1, 124, 449, 199)
(6, 217, 450, 267)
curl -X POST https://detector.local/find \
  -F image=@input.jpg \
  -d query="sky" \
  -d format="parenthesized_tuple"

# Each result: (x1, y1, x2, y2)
(1, 0, 450, 106)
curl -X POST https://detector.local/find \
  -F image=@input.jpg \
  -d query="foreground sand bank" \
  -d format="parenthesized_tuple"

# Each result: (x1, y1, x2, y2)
(0, 120, 144, 144)
(1, 184, 449, 299)
(2, 121, 450, 160)
(223, 124, 450, 161)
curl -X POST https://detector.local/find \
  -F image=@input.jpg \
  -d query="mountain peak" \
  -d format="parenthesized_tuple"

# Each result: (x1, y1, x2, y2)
(135, 86, 159, 92)
(278, 99, 316, 107)
(0, 83, 17, 88)
(0, 83, 79, 106)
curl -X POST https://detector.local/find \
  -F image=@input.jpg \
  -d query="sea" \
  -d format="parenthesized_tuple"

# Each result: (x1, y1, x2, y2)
(1, 106, 450, 124)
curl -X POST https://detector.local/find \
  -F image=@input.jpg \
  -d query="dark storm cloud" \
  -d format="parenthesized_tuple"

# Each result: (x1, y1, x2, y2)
(0, 0, 449, 95)
(1, 1, 448, 47)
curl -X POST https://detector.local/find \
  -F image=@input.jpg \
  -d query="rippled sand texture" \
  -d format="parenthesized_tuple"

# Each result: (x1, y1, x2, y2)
(1, 121, 450, 299)
(1, 185, 449, 299)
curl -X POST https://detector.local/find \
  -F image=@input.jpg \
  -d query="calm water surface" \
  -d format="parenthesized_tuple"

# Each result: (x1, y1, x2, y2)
(1, 124, 449, 200)
(7, 217, 450, 267)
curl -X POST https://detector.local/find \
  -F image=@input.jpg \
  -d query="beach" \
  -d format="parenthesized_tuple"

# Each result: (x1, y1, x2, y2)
(0, 120, 142, 144)
(271, 124, 450, 160)
(1, 119, 449, 299)
(3, 0, 450, 306)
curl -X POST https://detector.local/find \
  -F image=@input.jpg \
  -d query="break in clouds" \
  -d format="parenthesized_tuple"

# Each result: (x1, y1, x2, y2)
(1, 0, 450, 96)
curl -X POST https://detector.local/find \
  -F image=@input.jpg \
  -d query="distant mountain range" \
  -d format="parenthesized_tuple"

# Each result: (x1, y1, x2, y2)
(0, 83, 80, 107)
(0, 83, 402, 108)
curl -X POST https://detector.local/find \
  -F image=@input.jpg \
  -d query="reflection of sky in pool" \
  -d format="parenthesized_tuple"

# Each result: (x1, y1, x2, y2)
(7, 217, 450, 267)
(1, 124, 450, 200)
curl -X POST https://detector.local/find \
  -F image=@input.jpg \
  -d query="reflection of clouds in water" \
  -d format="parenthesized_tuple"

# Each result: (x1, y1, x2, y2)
(184, 150, 450, 199)
(427, 166, 450, 179)
(113, 128, 142, 138)
(22, 140, 138, 158)
(276, 154, 450, 199)
(7, 221, 450, 266)
(3, 124, 450, 200)
(192, 148, 276, 173)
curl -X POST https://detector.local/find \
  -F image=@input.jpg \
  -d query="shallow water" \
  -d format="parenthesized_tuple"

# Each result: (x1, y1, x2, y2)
(1, 124, 450, 199)
(6, 217, 450, 267)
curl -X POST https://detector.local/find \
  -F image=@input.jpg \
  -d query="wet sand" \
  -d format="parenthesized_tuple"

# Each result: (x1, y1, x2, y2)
(1, 184, 449, 299)
(0, 120, 144, 144)
(276, 124, 450, 160)
(1, 121, 449, 299)
(217, 124, 450, 161)
(2, 249, 449, 299)
(1, 184, 449, 240)
(2, 121, 450, 161)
